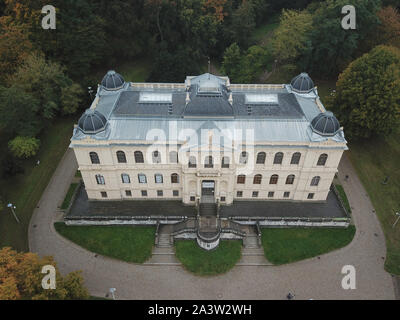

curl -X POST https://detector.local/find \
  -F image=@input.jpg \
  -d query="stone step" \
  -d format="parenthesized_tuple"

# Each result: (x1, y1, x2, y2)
(242, 248, 264, 255)
(237, 254, 272, 266)
(145, 253, 180, 265)
(152, 247, 175, 255)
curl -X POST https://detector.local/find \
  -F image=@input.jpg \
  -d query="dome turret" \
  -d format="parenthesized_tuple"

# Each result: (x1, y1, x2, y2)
(101, 70, 125, 90)
(310, 111, 340, 136)
(290, 72, 314, 93)
(77, 109, 108, 134)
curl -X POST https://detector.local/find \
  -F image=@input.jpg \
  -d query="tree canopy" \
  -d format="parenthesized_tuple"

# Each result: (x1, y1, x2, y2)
(328, 45, 400, 139)
(0, 247, 89, 300)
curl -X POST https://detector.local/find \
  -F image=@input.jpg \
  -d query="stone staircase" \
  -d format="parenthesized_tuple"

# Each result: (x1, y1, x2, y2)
(238, 226, 272, 266)
(145, 224, 180, 265)
(199, 203, 217, 216)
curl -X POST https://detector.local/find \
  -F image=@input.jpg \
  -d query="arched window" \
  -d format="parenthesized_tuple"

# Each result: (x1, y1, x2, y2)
(134, 151, 144, 163)
(188, 156, 197, 168)
(237, 175, 246, 184)
(273, 152, 283, 164)
(311, 176, 321, 186)
(155, 173, 163, 183)
(138, 173, 147, 184)
(253, 174, 262, 184)
(239, 151, 248, 164)
(290, 152, 301, 165)
(116, 150, 126, 163)
(286, 174, 295, 184)
(95, 174, 105, 185)
(204, 156, 213, 168)
(90, 152, 100, 164)
(171, 173, 179, 183)
(317, 153, 328, 166)
(256, 152, 266, 164)
(169, 151, 178, 163)
(152, 150, 161, 163)
(221, 156, 230, 168)
(269, 174, 279, 184)
(121, 173, 130, 183)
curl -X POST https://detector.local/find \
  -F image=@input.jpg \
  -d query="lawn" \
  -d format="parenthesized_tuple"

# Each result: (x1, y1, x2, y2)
(175, 240, 242, 276)
(0, 117, 76, 251)
(61, 183, 79, 210)
(54, 223, 155, 263)
(252, 15, 280, 45)
(348, 129, 400, 274)
(261, 226, 356, 265)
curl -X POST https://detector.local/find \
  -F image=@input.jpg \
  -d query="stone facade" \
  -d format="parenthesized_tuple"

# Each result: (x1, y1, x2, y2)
(71, 72, 347, 206)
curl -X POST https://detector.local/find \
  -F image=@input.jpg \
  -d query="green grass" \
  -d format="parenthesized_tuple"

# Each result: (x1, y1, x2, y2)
(334, 184, 352, 214)
(175, 240, 242, 276)
(252, 15, 280, 45)
(75, 170, 82, 178)
(54, 223, 155, 263)
(262, 226, 356, 265)
(348, 129, 400, 274)
(61, 183, 79, 210)
(0, 117, 77, 251)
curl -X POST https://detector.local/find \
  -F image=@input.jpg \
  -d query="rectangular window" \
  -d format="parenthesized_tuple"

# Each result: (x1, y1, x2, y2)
(220, 196, 226, 202)
(155, 174, 163, 184)
(122, 174, 130, 184)
(252, 191, 258, 198)
(307, 193, 314, 199)
(101, 191, 107, 198)
(96, 175, 105, 185)
(236, 191, 243, 197)
(284, 192, 290, 198)
(141, 190, 147, 197)
(157, 190, 163, 197)
(268, 191, 274, 198)
(190, 196, 195, 202)
(125, 190, 132, 197)
(138, 174, 147, 184)
(173, 190, 179, 197)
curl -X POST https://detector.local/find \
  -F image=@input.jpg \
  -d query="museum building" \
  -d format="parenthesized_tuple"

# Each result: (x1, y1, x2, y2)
(70, 71, 348, 206)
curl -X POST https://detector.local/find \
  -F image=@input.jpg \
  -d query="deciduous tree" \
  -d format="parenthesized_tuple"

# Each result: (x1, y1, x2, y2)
(0, 247, 89, 300)
(328, 45, 400, 139)
(8, 136, 40, 159)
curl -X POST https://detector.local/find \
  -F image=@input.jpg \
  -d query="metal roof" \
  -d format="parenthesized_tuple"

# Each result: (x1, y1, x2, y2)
(71, 73, 347, 147)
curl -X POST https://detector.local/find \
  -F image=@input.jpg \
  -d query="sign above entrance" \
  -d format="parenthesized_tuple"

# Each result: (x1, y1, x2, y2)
(202, 182, 215, 188)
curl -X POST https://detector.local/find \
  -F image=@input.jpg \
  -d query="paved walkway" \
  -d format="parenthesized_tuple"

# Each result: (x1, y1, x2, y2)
(29, 149, 396, 299)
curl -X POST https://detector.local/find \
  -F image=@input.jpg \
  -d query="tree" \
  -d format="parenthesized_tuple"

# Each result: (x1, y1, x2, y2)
(8, 136, 40, 159)
(222, 43, 270, 83)
(328, 45, 400, 139)
(305, 0, 381, 77)
(377, 6, 400, 48)
(272, 9, 313, 63)
(0, 17, 33, 82)
(0, 85, 41, 137)
(230, 0, 256, 48)
(10, 53, 83, 119)
(221, 43, 242, 81)
(0, 247, 89, 300)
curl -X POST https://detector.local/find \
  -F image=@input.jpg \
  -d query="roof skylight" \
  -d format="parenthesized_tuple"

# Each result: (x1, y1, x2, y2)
(245, 94, 278, 105)
(139, 92, 172, 103)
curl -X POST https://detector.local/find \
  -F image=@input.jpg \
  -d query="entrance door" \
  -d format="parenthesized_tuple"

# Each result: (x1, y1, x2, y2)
(201, 180, 215, 203)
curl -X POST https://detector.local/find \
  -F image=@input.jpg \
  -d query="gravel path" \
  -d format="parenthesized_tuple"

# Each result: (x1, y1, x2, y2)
(29, 149, 395, 299)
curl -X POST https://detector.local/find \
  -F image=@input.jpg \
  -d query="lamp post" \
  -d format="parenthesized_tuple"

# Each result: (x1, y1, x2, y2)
(392, 212, 400, 228)
(7, 203, 20, 223)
